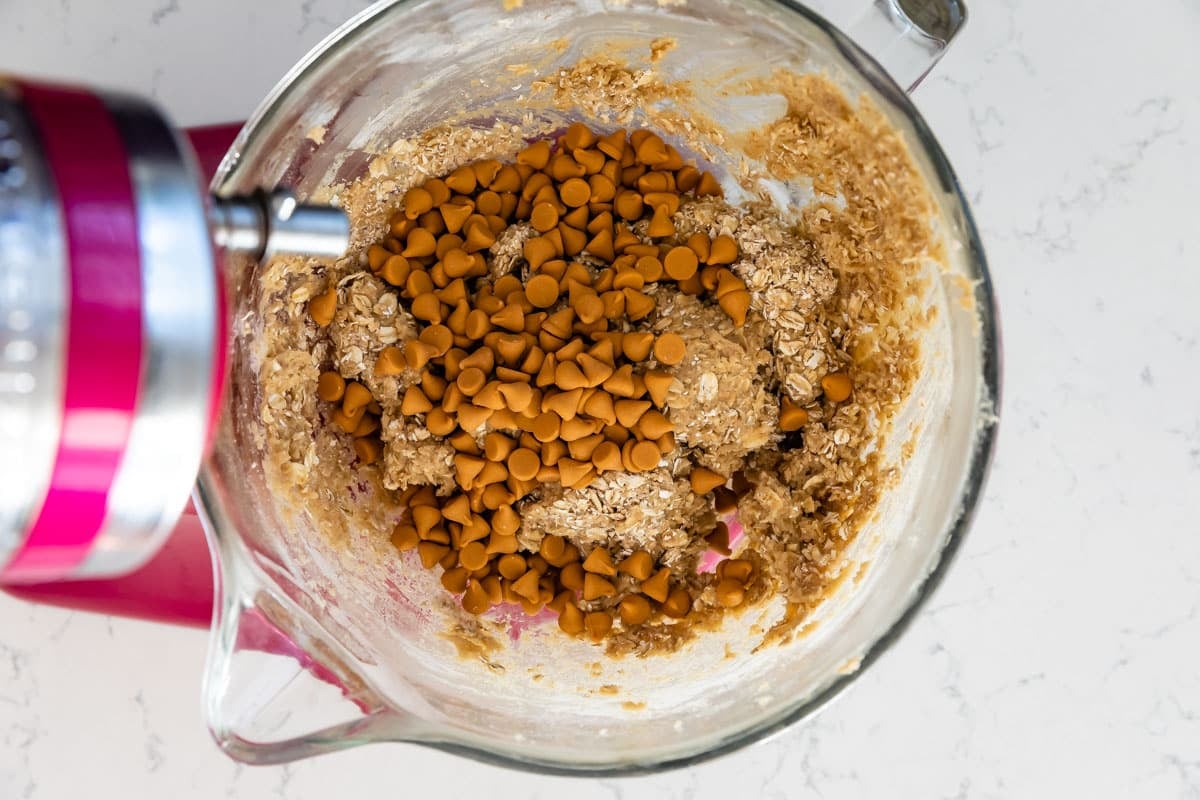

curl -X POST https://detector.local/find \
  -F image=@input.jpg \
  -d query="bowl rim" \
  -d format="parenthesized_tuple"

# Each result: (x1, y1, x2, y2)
(203, 0, 1001, 776)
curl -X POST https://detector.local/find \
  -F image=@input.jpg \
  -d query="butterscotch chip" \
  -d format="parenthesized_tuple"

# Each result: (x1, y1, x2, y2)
(636, 171, 671, 193)
(640, 370, 673, 408)
(507, 448, 541, 481)
(483, 432, 515, 462)
(554, 177, 589, 211)
(718, 559, 754, 583)
(581, 547, 617, 576)
(516, 274, 557, 311)
(549, 153, 587, 182)
(402, 227, 438, 258)
(646, 204, 675, 238)
(402, 186, 434, 220)
(596, 128, 626, 159)
(521, 171, 552, 202)
(421, 209, 448, 237)
(583, 573, 617, 601)
(457, 347, 493, 374)
(821, 372, 853, 402)
(410, 293, 443, 324)
(459, 309, 488, 340)
(573, 148, 605, 175)
(517, 138, 552, 169)
(586, 337, 616, 365)
(486, 503, 518, 536)
(655, 431, 675, 454)
(417, 541, 451, 570)
(554, 361, 589, 391)
(426, 408, 456, 436)
(456, 367, 487, 396)
(671, 164, 699, 192)
(490, 303, 525, 333)
(463, 219, 496, 252)
(612, 399, 650, 428)
(317, 371, 346, 403)
(526, 411, 559, 443)
(570, 292, 602, 324)
(560, 206, 589, 231)
(442, 383, 465, 413)
(376, 254, 411, 289)
(612, 268, 644, 291)
(662, 587, 692, 618)
(573, 353, 612, 387)
(559, 416, 596, 442)
(330, 407, 360, 434)
(397, 385, 431, 416)
(353, 437, 382, 465)
(584, 440, 618, 472)
(567, 434, 603, 462)
(623, 289, 655, 320)
(495, 382, 532, 414)
(578, 229, 614, 265)
(540, 307, 574, 339)
(473, 381, 505, 410)
(705, 233, 738, 265)
(391, 524, 419, 551)
(706, 521, 732, 555)
(635, 409, 673, 440)
(457, 579, 489, 615)
(419, 325, 454, 357)
(695, 171, 722, 197)
(367, 243, 394, 270)
(652, 332, 686, 365)
(614, 190, 644, 221)
(307, 286, 337, 326)
(690, 467, 726, 494)
(445, 301, 470, 336)
(340, 382, 371, 416)
(601, 364, 636, 398)
(530, 203, 559, 233)
(562, 122, 597, 151)
(494, 334, 527, 366)
(506, 569, 538, 602)
(556, 457, 591, 487)
(614, 550, 653, 581)
(537, 534, 567, 565)
(615, 331, 650, 362)
(558, 602, 585, 635)
(438, 201, 474, 236)
(642, 191, 680, 216)
(492, 553, 525, 581)
(558, 223, 587, 256)
(618, 595, 651, 626)
(540, 439, 567, 466)
(584, 610, 613, 641)
(780, 397, 809, 431)
(535, 355, 557, 388)
(519, 345, 547, 374)
(710, 578, 744, 610)
(629, 440, 660, 471)
(639, 567, 670, 602)
(489, 164, 522, 193)
(525, 236, 561, 273)
(457, 404, 493, 432)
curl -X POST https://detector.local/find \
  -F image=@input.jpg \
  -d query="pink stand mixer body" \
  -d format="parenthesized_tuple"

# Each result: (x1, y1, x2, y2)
(0, 80, 342, 626)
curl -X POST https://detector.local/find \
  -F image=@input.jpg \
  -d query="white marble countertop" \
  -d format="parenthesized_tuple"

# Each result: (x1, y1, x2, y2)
(2, 0, 1198, 797)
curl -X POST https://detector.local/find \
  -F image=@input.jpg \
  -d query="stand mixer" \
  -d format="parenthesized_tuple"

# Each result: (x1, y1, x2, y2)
(0, 79, 345, 619)
(0, 0, 997, 774)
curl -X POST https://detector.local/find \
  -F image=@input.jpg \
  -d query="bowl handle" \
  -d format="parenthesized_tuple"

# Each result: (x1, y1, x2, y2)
(846, 0, 967, 92)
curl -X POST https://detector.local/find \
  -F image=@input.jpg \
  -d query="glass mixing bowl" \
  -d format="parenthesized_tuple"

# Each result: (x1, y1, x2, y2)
(195, 0, 998, 774)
